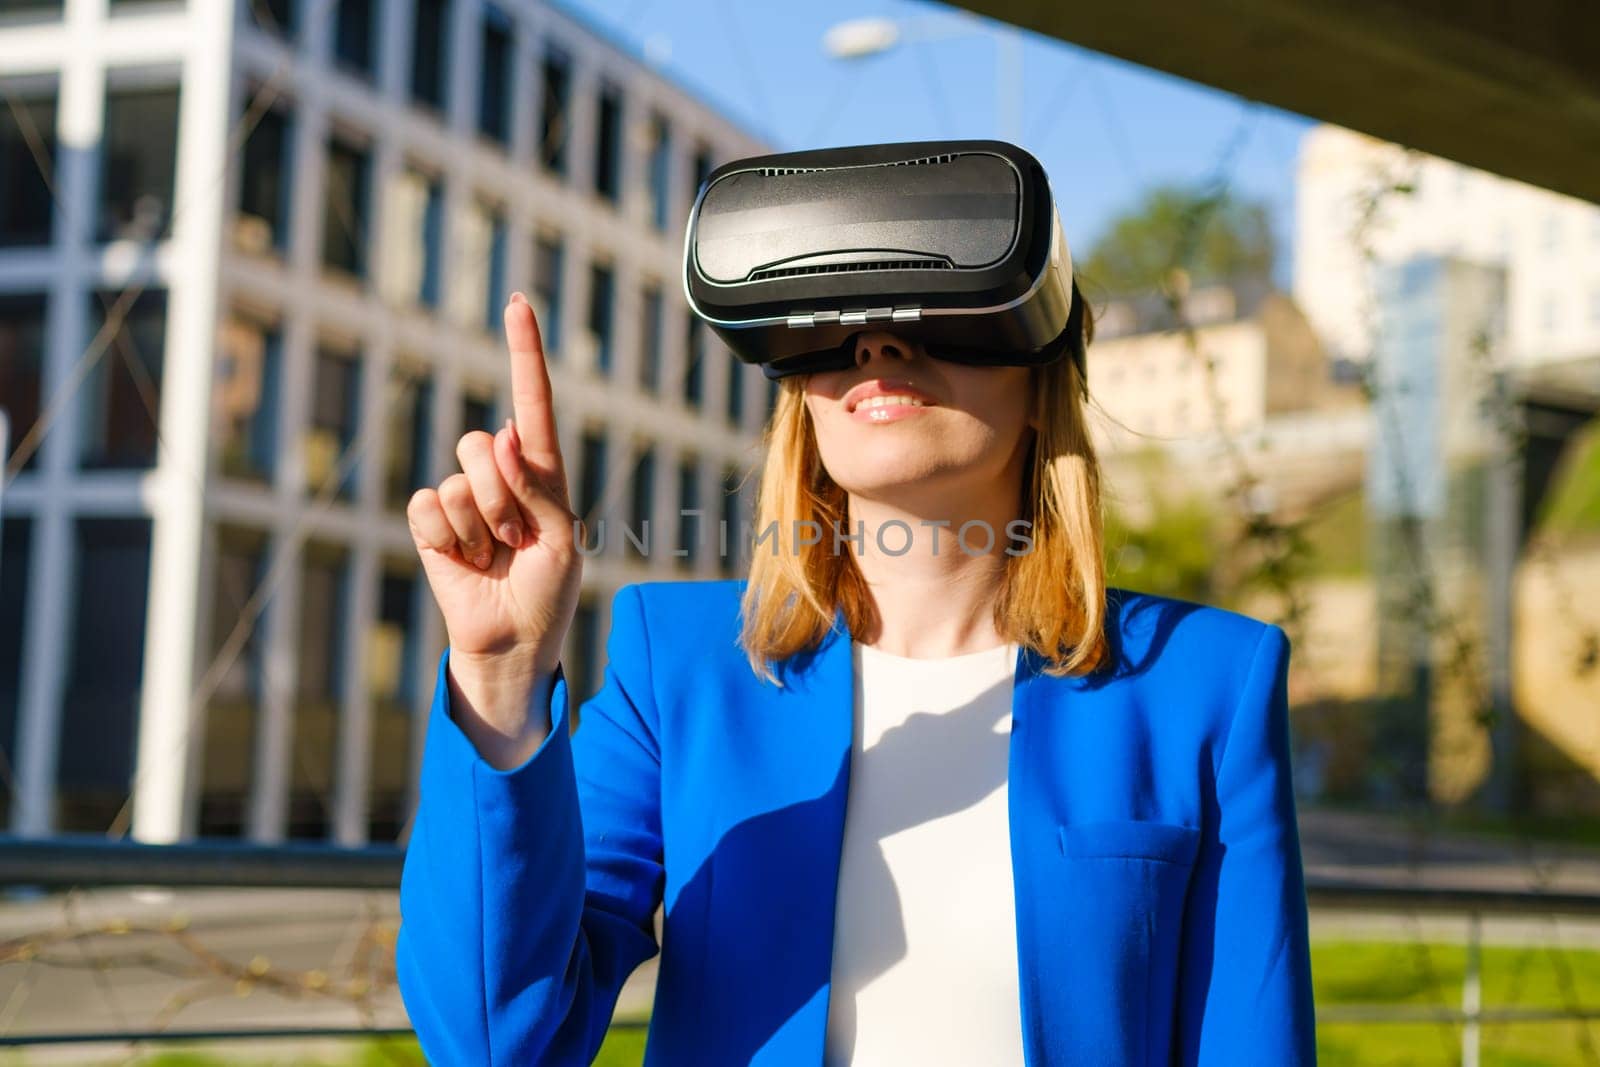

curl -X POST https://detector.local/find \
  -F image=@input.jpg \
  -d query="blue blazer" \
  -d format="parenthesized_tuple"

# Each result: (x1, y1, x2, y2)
(397, 579, 1317, 1065)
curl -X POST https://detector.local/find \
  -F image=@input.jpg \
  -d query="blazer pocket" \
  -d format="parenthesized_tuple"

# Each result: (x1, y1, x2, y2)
(1057, 819, 1202, 866)
(1045, 819, 1202, 1066)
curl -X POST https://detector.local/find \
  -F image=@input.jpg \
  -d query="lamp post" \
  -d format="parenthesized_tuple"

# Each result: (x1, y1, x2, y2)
(822, 14, 1025, 144)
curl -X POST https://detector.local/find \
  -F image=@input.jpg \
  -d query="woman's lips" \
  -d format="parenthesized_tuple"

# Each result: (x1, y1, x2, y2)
(842, 377, 940, 423)
(849, 396, 936, 424)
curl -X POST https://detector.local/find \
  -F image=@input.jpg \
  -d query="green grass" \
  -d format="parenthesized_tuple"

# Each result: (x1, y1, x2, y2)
(1538, 421, 1600, 537)
(15, 948, 1600, 1066)
(1314, 939, 1600, 1066)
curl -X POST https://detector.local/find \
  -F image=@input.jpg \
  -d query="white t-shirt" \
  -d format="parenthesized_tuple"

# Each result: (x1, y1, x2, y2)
(824, 637, 1024, 1066)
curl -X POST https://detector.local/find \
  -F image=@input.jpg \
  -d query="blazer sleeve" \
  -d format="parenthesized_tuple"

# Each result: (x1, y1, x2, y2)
(397, 583, 664, 1066)
(1175, 622, 1318, 1065)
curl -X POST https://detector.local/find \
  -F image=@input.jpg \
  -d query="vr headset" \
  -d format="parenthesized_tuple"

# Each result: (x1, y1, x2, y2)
(682, 139, 1084, 389)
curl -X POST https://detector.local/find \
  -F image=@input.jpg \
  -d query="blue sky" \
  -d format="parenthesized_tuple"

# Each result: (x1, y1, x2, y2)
(555, 0, 1317, 289)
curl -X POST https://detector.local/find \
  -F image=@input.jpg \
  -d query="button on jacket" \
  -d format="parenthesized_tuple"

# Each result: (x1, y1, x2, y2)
(396, 578, 1317, 1065)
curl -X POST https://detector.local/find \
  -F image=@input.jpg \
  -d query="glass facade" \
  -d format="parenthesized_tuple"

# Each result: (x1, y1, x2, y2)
(323, 134, 372, 279)
(80, 290, 167, 471)
(57, 518, 151, 833)
(237, 96, 291, 254)
(0, 80, 55, 247)
(539, 47, 572, 176)
(198, 524, 270, 838)
(290, 539, 348, 840)
(411, 0, 450, 111)
(99, 82, 179, 242)
(213, 312, 282, 484)
(0, 293, 46, 473)
(478, 4, 513, 146)
(305, 342, 362, 501)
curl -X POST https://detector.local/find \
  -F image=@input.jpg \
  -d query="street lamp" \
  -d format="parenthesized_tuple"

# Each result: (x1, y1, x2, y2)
(822, 17, 901, 60)
(821, 12, 1025, 144)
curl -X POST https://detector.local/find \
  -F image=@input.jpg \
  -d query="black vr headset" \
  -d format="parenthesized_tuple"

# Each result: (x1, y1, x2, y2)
(682, 139, 1085, 390)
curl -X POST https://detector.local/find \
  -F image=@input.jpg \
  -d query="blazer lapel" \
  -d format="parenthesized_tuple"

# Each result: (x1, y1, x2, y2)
(710, 606, 856, 1064)
(733, 608, 1061, 1066)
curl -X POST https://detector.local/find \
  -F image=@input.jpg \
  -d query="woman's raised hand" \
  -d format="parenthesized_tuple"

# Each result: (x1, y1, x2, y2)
(407, 293, 584, 764)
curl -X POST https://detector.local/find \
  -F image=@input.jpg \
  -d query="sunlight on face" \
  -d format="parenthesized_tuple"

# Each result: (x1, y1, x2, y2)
(802, 330, 1036, 502)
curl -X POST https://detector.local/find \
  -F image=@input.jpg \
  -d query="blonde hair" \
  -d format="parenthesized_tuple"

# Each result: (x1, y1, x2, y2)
(735, 297, 1110, 686)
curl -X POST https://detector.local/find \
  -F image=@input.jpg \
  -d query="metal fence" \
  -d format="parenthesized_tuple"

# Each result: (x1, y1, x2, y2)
(1, 836, 1598, 1062)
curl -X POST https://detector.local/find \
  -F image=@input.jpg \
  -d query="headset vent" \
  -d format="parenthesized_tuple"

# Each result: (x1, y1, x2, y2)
(758, 153, 959, 177)
(749, 259, 953, 281)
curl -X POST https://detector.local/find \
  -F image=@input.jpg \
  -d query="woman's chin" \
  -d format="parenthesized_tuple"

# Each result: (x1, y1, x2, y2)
(829, 461, 966, 499)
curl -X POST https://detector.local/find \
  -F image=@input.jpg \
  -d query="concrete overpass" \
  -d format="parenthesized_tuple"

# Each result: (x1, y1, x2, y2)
(956, 1, 1600, 206)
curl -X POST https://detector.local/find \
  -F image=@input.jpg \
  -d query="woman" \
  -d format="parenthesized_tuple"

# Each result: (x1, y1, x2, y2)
(396, 285, 1317, 1064)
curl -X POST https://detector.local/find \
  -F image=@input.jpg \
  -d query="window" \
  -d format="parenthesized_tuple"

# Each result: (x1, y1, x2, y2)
(478, 4, 513, 146)
(646, 112, 671, 231)
(0, 80, 56, 246)
(418, 178, 443, 307)
(639, 282, 663, 393)
(1591, 286, 1600, 326)
(368, 557, 421, 841)
(538, 47, 572, 176)
(58, 518, 152, 833)
(485, 208, 508, 333)
(386, 365, 432, 511)
(628, 443, 655, 559)
(382, 166, 442, 308)
(677, 455, 700, 570)
(236, 96, 291, 254)
(81, 290, 167, 470)
(684, 314, 705, 409)
(460, 384, 496, 436)
(1543, 295, 1561, 334)
(214, 312, 282, 484)
(587, 261, 615, 375)
(690, 143, 714, 208)
(450, 198, 498, 330)
(306, 342, 362, 501)
(726, 349, 746, 427)
(322, 133, 371, 278)
(533, 233, 565, 353)
(566, 594, 600, 709)
(411, 0, 450, 111)
(332, 0, 375, 81)
(594, 82, 622, 204)
(578, 428, 607, 525)
(1, 0, 64, 16)
(291, 539, 348, 841)
(246, 0, 294, 35)
(720, 466, 742, 575)
(199, 523, 270, 838)
(0, 516, 32, 828)
(0, 293, 47, 473)
(99, 81, 179, 242)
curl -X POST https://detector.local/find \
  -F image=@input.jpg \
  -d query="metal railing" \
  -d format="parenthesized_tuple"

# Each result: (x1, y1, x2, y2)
(1, 836, 1598, 1061)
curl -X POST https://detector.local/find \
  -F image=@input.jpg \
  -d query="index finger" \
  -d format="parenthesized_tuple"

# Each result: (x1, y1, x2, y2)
(504, 293, 564, 476)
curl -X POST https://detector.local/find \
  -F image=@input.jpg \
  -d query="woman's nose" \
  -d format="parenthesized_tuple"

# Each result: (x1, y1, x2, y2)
(854, 331, 914, 368)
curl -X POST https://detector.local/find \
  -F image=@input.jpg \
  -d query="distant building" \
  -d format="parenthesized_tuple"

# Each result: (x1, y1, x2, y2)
(1366, 254, 1509, 806)
(1085, 279, 1366, 520)
(1295, 123, 1600, 368)
(0, 0, 769, 847)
